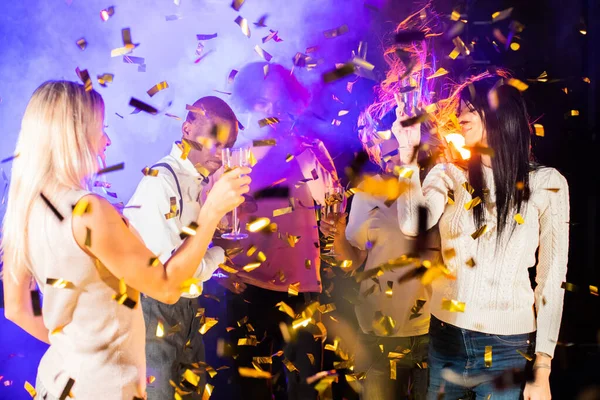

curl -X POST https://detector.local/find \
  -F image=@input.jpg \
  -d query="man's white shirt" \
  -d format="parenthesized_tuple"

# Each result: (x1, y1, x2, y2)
(124, 143, 224, 299)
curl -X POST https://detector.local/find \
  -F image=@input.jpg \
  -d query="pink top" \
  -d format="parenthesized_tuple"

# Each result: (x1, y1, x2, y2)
(233, 139, 337, 293)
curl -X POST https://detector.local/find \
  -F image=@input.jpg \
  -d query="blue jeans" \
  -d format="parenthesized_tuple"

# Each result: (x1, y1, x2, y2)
(356, 332, 429, 400)
(427, 315, 535, 400)
(142, 295, 206, 400)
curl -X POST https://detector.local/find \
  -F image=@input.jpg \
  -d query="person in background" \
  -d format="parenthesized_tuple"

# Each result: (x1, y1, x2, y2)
(320, 100, 431, 400)
(224, 62, 339, 400)
(394, 74, 570, 400)
(124, 96, 245, 399)
(2, 81, 250, 399)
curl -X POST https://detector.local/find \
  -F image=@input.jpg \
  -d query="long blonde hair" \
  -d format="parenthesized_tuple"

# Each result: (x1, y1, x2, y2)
(1, 81, 105, 282)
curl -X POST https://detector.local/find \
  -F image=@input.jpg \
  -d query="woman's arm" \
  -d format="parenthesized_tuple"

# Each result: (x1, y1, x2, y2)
(73, 167, 250, 304)
(320, 214, 367, 271)
(3, 268, 50, 344)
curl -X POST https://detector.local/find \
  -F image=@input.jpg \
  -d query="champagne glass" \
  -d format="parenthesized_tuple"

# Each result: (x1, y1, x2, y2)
(221, 147, 251, 240)
(322, 185, 346, 257)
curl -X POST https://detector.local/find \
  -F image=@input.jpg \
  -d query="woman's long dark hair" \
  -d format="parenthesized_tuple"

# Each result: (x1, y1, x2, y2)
(460, 77, 534, 240)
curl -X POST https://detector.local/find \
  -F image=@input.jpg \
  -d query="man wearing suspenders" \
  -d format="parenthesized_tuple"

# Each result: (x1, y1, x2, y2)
(124, 96, 239, 399)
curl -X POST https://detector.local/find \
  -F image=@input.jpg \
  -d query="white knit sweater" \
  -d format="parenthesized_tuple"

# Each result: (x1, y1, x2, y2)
(397, 163, 569, 356)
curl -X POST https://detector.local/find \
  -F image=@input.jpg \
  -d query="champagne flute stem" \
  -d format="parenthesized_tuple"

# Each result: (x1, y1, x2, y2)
(232, 206, 239, 235)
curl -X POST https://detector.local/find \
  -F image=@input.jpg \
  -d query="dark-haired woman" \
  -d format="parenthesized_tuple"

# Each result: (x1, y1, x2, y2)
(394, 77, 569, 400)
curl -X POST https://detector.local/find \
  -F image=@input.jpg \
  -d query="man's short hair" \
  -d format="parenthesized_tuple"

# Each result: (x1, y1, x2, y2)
(186, 96, 238, 125)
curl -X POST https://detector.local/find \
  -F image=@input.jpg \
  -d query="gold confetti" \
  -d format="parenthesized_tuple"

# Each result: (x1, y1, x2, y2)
(59, 377, 75, 400)
(441, 298, 466, 312)
(492, 7, 513, 22)
(447, 190, 455, 205)
(76, 38, 87, 50)
(305, 259, 312, 270)
(462, 182, 474, 194)
(340, 260, 353, 269)
(533, 124, 545, 137)
(507, 78, 529, 92)
(426, 67, 449, 80)
(273, 206, 293, 217)
(183, 369, 200, 387)
(484, 346, 492, 367)
(292, 316, 312, 330)
(514, 213, 525, 224)
(253, 357, 273, 364)
(253, 139, 277, 147)
(323, 24, 349, 38)
(231, 0, 245, 11)
(238, 367, 271, 379)
(390, 360, 397, 380)
(282, 358, 298, 372)
(451, 10, 461, 21)
(201, 383, 214, 400)
(46, 278, 75, 289)
(322, 62, 355, 83)
(372, 312, 396, 336)
(571, 110, 580, 116)
(276, 302, 296, 319)
(464, 197, 482, 210)
(385, 281, 393, 298)
(471, 224, 488, 239)
(247, 217, 271, 232)
(257, 117, 280, 128)
(517, 349, 533, 361)
(181, 278, 201, 296)
(307, 353, 315, 365)
(147, 81, 169, 97)
(288, 282, 301, 296)
(84, 227, 92, 247)
(235, 16, 251, 38)
(199, 318, 218, 334)
(142, 166, 159, 177)
(254, 45, 273, 62)
(238, 337, 259, 346)
(394, 166, 414, 179)
(24, 381, 37, 398)
(156, 321, 165, 338)
(100, 6, 115, 21)
(242, 262, 262, 272)
(443, 248, 456, 259)
(466, 258, 476, 267)
(180, 222, 199, 238)
(147, 375, 156, 384)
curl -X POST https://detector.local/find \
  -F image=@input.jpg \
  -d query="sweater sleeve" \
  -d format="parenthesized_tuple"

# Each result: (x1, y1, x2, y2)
(397, 163, 452, 237)
(533, 168, 570, 356)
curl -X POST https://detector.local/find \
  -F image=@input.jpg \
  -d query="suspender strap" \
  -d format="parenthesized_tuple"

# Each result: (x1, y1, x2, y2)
(151, 162, 183, 220)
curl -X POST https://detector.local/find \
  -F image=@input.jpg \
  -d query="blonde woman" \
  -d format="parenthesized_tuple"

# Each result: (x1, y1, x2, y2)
(2, 81, 250, 399)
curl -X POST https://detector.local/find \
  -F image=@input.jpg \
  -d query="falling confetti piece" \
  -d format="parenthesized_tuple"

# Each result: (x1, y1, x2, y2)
(492, 7, 513, 22)
(1, 153, 19, 164)
(253, 357, 273, 364)
(228, 70, 238, 84)
(156, 321, 165, 337)
(254, 14, 268, 27)
(426, 68, 449, 80)
(517, 349, 533, 361)
(471, 224, 488, 239)
(322, 63, 355, 83)
(466, 258, 476, 267)
(97, 73, 114, 87)
(257, 117, 280, 128)
(235, 16, 251, 38)
(390, 360, 397, 380)
(129, 98, 158, 115)
(533, 124, 545, 137)
(76, 38, 87, 50)
(254, 45, 273, 62)
(247, 217, 271, 232)
(40, 192, 64, 221)
(231, 0, 245, 11)
(196, 33, 218, 41)
(238, 367, 271, 379)
(147, 81, 169, 97)
(441, 298, 466, 312)
(97, 162, 125, 175)
(292, 316, 312, 330)
(46, 278, 75, 289)
(507, 78, 529, 92)
(385, 281, 393, 298)
(142, 166, 159, 177)
(24, 381, 37, 397)
(462, 182, 474, 195)
(288, 282, 301, 296)
(282, 358, 298, 372)
(273, 206, 293, 217)
(450, 10, 461, 21)
(30, 290, 42, 316)
(165, 15, 182, 21)
(570, 110, 580, 116)
(323, 24, 349, 38)
(180, 222, 199, 239)
(262, 30, 280, 43)
(59, 378, 75, 400)
(514, 214, 525, 224)
(238, 337, 259, 346)
(100, 6, 115, 21)
(76, 67, 93, 91)
(199, 318, 218, 334)
(123, 55, 145, 65)
(484, 346, 492, 367)
(243, 262, 262, 272)
(307, 354, 315, 365)
(464, 197, 482, 211)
